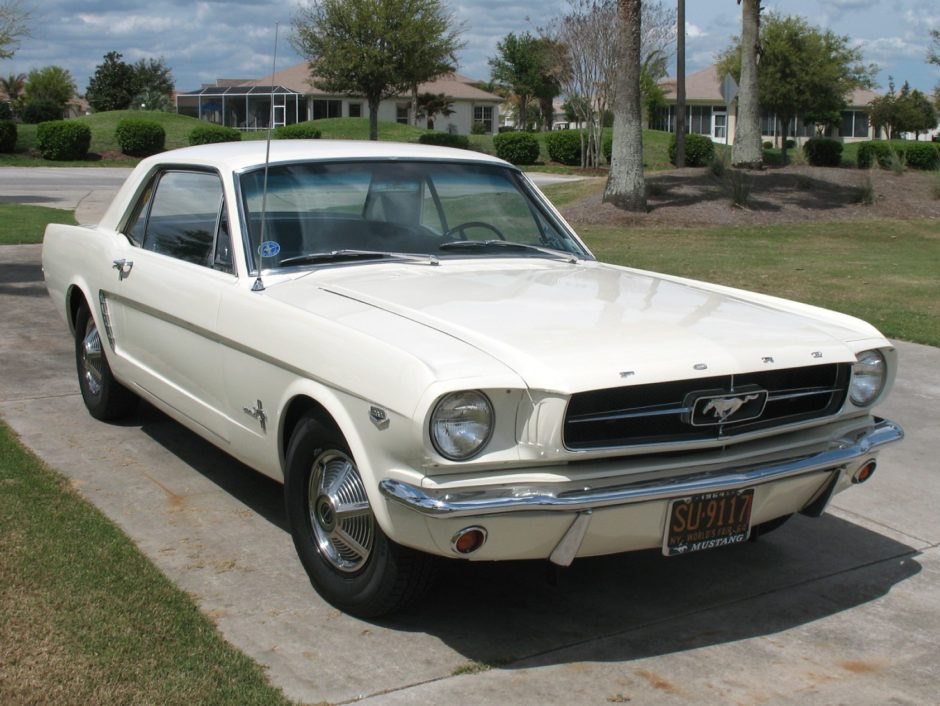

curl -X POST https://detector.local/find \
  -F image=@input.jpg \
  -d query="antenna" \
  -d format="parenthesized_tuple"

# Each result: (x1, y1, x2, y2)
(252, 22, 280, 292)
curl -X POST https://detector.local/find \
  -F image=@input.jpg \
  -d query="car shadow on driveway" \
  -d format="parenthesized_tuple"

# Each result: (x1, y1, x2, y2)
(133, 402, 920, 670)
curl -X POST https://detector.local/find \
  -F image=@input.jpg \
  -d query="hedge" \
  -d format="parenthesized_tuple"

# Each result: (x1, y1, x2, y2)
(544, 129, 583, 165)
(273, 122, 322, 139)
(493, 131, 540, 165)
(21, 99, 63, 125)
(418, 132, 470, 149)
(857, 140, 939, 170)
(802, 138, 843, 167)
(115, 118, 166, 157)
(0, 120, 16, 153)
(36, 120, 92, 161)
(188, 124, 242, 146)
(668, 132, 714, 167)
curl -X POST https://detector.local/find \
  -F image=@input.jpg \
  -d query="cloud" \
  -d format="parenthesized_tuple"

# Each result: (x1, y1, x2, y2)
(686, 23, 706, 39)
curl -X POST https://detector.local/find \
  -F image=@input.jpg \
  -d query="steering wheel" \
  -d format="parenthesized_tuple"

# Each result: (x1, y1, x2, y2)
(443, 221, 506, 240)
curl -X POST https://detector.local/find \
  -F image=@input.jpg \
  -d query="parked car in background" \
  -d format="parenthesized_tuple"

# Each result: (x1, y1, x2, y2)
(43, 141, 903, 616)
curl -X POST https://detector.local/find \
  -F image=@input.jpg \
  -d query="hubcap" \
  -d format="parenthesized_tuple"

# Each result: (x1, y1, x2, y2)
(307, 450, 374, 573)
(81, 319, 104, 397)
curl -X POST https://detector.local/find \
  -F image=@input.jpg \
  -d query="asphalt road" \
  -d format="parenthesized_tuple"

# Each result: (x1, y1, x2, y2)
(1, 169, 938, 704)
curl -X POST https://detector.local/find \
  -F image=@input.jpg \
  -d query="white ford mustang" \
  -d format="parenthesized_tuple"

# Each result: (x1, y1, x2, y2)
(43, 140, 903, 616)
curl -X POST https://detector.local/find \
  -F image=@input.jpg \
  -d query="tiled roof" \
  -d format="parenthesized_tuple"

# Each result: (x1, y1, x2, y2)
(660, 64, 882, 108)
(225, 62, 502, 102)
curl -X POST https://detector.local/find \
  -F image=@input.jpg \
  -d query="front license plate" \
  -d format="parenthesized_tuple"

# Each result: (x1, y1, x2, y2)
(663, 488, 754, 556)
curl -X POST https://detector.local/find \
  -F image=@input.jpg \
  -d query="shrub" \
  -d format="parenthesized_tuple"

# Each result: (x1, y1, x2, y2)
(802, 138, 843, 167)
(762, 140, 772, 148)
(0, 120, 16, 153)
(857, 141, 940, 170)
(493, 131, 540, 165)
(784, 139, 796, 149)
(0, 102, 12, 120)
(36, 120, 92, 160)
(188, 124, 241, 146)
(898, 142, 939, 170)
(543, 129, 583, 165)
(470, 121, 487, 135)
(709, 149, 729, 178)
(418, 132, 470, 149)
(852, 172, 875, 205)
(273, 122, 322, 140)
(727, 169, 752, 208)
(668, 132, 714, 167)
(20, 99, 63, 124)
(115, 118, 165, 157)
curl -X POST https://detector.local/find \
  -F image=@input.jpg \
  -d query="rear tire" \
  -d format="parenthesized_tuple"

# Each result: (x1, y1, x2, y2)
(74, 302, 137, 421)
(284, 415, 435, 617)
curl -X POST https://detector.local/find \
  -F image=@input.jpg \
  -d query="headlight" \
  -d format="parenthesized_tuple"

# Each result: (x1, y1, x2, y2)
(849, 349, 886, 406)
(430, 391, 494, 461)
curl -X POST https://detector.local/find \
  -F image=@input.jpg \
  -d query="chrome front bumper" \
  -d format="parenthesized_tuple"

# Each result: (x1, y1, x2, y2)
(379, 418, 903, 518)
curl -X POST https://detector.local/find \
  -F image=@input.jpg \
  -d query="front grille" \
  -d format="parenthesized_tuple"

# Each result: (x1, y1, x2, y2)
(564, 363, 851, 450)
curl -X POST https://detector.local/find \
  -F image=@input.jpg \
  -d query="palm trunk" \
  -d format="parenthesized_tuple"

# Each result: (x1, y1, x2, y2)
(731, 0, 762, 168)
(603, 0, 646, 212)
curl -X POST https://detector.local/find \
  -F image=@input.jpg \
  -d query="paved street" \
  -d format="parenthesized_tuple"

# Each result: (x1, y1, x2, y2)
(1, 167, 938, 704)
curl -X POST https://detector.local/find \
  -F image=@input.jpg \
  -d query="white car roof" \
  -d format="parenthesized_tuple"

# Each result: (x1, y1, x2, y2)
(138, 138, 511, 173)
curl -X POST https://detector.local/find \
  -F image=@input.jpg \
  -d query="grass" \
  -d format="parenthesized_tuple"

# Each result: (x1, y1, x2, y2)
(0, 204, 77, 244)
(569, 216, 940, 347)
(0, 420, 292, 706)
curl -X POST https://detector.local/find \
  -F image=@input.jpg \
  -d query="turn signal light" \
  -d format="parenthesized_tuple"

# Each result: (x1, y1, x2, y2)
(852, 460, 877, 484)
(451, 526, 487, 555)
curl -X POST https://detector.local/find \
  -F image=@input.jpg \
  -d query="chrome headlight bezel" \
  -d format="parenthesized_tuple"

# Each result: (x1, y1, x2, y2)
(849, 349, 887, 407)
(430, 390, 494, 461)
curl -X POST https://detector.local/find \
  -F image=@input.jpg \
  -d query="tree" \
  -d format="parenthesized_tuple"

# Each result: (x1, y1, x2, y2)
(604, 0, 646, 212)
(415, 91, 454, 129)
(131, 57, 174, 111)
(718, 12, 875, 161)
(870, 79, 937, 140)
(488, 32, 542, 131)
(0, 0, 30, 60)
(532, 37, 569, 131)
(22, 65, 75, 111)
(291, 0, 462, 141)
(0, 71, 25, 108)
(86, 52, 137, 112)
(928, 29, 939, 66)
(732, 0, 762, 169)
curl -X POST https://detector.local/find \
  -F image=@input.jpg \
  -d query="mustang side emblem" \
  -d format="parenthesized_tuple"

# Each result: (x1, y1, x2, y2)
(702, 394, 761, 422)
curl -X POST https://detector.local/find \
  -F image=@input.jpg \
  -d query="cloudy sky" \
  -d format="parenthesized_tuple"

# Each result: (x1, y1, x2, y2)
(4, 0, 939, 97)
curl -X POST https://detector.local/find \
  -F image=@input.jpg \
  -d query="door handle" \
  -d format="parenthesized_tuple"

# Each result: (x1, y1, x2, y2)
(112, 259, 134, 281)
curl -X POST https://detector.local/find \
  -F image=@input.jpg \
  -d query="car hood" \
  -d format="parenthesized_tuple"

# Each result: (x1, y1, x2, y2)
(270, 259, 885, 393)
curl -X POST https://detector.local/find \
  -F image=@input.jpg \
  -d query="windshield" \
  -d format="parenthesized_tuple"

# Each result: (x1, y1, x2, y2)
(238, 160, 589, 272)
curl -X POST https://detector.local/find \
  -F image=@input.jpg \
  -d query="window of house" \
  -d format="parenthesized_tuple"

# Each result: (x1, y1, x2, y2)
(473, 106, 493, 133)
(348, 103, 362, 118)
(841, 110, 869, 138)
(312, 99, 342, 120)
(396, 105, 410, 124)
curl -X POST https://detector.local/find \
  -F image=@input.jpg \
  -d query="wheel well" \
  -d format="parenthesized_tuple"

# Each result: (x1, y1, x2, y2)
(67, 285, 89, 333)
(280, 396, 342, 471)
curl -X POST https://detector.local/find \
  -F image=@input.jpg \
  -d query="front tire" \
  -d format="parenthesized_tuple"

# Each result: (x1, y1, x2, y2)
(284, 415, 434, 617)
(74, 303, 137, 420)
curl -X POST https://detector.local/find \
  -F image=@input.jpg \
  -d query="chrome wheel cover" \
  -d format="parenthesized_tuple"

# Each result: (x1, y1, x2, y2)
(81, 318, 104, 397)
(307, 449, 374, 573)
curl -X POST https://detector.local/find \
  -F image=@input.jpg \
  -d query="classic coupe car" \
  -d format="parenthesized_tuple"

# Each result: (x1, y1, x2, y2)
(43, 140, 903, 617)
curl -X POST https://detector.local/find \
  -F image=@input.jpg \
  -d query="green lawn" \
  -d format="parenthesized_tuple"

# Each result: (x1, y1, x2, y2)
(0, 420, 292, 706)
(0, 204, 77, 245)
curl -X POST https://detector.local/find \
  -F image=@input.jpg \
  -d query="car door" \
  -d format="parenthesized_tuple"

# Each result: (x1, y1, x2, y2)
(102, 168, 237, 442)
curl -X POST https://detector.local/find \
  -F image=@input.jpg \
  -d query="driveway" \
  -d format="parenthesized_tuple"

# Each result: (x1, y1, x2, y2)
(1, 240, 938, 704)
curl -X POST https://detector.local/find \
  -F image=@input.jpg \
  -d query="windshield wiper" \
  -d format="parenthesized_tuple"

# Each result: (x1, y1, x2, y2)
(278, 249, 439, 267)
(438, 240, 580, 263)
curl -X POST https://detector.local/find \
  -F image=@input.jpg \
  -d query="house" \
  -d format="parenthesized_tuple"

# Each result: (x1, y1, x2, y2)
(651, 64, 882, 145)
(176, 62, 502, 135)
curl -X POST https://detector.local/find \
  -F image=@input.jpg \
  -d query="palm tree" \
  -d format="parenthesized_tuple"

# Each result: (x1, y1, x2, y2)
(0, 72, 26, 102)
(603, 0, 646, 212)
(731, 0, 762, 168)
